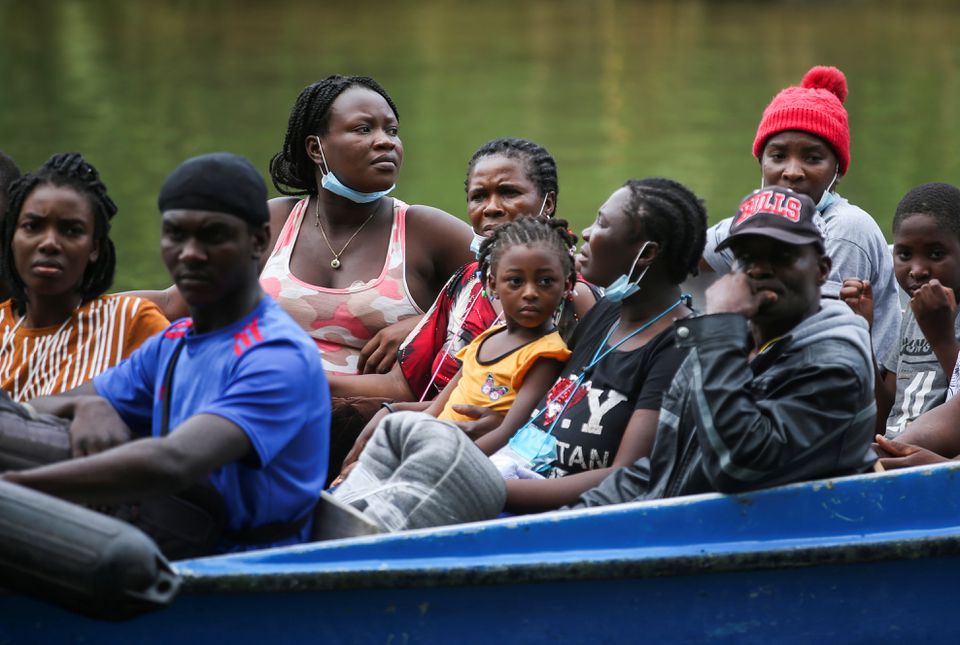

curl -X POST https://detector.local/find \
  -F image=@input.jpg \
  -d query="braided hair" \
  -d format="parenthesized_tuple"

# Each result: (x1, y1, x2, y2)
(477, 217, 577, 288)
(893, 182, 960, 240)
(269, 75, 400, 196)
(2, 153, 117, 313)
(0, 150, 20, 208)
(622, 178, 707, 285)
(465, 138, 558, 212)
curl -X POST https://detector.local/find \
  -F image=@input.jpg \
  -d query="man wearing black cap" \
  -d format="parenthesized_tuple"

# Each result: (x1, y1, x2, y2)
(3, 153, 330, 554)
(572, 186, 878, 506)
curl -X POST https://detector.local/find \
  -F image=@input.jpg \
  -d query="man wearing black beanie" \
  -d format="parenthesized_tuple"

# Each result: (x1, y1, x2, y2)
(3, 153, 331, 556)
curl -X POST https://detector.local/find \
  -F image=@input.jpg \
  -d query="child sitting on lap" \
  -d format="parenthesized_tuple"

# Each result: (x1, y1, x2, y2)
(334, 217, 576, 492)
(427, 218, 574, 439)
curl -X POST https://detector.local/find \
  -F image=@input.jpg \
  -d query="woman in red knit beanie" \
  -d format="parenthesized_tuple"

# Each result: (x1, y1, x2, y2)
(702, 65, 901, 366)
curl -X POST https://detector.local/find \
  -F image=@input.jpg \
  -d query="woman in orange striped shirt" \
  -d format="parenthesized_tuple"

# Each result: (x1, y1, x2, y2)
(0, 153, 168, 401)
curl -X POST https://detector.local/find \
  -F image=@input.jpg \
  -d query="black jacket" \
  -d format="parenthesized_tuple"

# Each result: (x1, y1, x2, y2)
(573, 300, 877, 507)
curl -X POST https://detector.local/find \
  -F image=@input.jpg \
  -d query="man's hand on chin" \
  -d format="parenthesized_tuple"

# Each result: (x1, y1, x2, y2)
(705, 272, 776, 318)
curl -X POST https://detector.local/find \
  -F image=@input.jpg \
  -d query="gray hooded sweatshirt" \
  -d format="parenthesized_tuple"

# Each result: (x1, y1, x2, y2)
(573, 299, 877, 508)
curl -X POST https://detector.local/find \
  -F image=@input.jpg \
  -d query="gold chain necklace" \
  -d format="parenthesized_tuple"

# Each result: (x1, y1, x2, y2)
(314, 198, 380, 270)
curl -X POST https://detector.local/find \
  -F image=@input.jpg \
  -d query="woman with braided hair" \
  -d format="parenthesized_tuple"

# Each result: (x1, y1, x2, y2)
(333, 179, 709, 528)
(258, 75, 475, 375)
(325, 139, 598, 482)
(141, 75, 474, 376)
(0, 153, 168, 401)
(329, 138, 596, 401)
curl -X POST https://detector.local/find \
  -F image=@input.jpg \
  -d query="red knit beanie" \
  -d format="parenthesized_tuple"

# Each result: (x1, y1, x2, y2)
(752, 66, 851, 175)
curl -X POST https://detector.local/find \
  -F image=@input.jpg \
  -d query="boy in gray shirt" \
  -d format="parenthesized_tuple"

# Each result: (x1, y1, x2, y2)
(866, 183, 960, 436)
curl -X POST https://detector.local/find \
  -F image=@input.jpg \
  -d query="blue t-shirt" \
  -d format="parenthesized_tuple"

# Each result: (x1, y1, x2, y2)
(93, 297, 330, 552)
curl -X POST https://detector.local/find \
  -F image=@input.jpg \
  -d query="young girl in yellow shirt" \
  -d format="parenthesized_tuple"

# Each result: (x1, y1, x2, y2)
(337, 217, 577, 483)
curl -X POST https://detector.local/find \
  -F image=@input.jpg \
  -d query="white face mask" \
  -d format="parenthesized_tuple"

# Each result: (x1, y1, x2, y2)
(534, 193, 550, 219)
(470, 232, 485, 256)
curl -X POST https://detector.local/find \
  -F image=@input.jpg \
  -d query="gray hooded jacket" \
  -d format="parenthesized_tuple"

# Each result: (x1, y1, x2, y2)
(573, 299, 877, 507)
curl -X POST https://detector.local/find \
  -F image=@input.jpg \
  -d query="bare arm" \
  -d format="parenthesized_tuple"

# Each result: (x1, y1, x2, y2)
(327, 360, 416, 401)
(3, 413, 251, 505)
(912, 280, 960, 377)
(503, 409, 660, 513)
(265, 197, 298, 272)
(875, 370, 896, 436)
(404, 205, 473, 309)
(875, 434, 951, 469)
(356, 315, 423, 375)
(474, 358, 564, 455)
(29, 384, 136, 456)
(423, 371, 462, 418)
(422, 207, 473, 290)
(126, 285, 188, 321)
(28, 381, 98, 417)
(893, 394, 960, 456)
(838, 278, 894, 434)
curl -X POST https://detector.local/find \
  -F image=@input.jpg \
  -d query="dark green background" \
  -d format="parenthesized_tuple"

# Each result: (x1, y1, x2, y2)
(2, 0, 958, 290)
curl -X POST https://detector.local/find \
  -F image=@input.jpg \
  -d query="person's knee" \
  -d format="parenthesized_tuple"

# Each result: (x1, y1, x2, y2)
(380, 411, 467, 457)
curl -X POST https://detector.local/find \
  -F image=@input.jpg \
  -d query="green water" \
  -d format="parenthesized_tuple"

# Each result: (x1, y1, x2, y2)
(2, 0, 959, 290)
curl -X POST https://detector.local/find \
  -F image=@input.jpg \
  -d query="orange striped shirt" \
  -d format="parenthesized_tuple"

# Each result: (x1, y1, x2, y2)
(0, 296, 169, 401)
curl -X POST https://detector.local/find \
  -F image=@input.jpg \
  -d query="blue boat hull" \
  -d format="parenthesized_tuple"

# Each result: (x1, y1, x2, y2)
(3, 463, 960, 643)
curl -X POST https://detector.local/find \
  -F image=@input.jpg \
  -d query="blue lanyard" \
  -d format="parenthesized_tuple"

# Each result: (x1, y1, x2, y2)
(534, 294, 690, 436)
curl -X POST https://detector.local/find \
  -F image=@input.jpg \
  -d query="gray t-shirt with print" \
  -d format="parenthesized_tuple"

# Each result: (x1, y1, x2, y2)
(884, 307, 960, 437)
(703, 194, 902, 367)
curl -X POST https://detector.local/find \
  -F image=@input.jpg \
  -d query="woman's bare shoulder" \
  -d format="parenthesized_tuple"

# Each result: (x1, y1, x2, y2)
(269, 196, 301, 226)
(405, 204, 473, 272)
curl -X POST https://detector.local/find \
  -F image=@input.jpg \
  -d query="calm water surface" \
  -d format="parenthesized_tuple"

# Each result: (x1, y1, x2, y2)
(1, 0, 959, 290)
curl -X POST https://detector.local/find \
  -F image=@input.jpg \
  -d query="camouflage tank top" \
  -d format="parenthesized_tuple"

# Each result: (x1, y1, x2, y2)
(260, 198, 423, 375)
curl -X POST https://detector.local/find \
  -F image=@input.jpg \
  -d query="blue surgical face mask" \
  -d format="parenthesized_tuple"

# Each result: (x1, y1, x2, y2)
(470, 194, 551, 259)
(604, 241, 652, 303)
(506, 424, 558, 474)
(315, 137, 395, 204)
(816, 168, 839, 213)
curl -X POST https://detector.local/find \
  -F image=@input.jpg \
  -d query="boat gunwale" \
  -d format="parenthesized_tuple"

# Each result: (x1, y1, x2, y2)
(178, 530, 960, 594)
(177, 463, 960, 594)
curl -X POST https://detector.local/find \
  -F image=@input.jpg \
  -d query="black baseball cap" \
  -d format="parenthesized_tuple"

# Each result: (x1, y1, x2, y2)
(716, 186, 824, 252)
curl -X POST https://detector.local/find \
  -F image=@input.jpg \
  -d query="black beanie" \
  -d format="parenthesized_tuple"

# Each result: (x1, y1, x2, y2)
(158, 152, 269, 224)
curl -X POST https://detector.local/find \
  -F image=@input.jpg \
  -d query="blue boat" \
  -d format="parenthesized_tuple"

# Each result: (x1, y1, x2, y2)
(2, 462, 959, 643)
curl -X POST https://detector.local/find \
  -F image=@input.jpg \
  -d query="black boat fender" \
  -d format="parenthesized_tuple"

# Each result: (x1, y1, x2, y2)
(0, 480, 180, 620)
(0, 392, 72, 471)
(0, 393, 225, 560)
